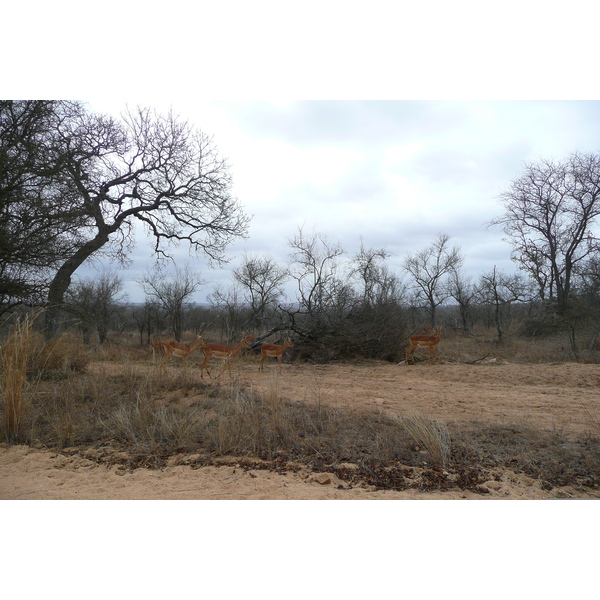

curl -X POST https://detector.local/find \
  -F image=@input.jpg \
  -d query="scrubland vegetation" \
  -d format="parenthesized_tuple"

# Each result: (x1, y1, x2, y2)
(2, 101, 600, 495)
(2, 312, 599, 496)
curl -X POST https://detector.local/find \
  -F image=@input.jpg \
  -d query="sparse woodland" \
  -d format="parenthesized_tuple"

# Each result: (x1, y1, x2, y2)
(2, 101, 600, 497)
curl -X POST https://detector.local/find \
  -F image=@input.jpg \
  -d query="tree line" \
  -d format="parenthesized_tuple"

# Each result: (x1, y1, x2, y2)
(47, 224, 600, 361)
(2, 101, 600, 359)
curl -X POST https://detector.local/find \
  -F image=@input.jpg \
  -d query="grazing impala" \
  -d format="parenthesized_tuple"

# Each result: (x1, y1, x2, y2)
(259, 339, 294, 372)
(405, 327, 442, 365)
(199, 335, 253, 380)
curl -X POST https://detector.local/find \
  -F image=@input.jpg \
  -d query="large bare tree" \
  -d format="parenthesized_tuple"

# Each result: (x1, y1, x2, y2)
(493, 152, 600, 315)
(351, 241, 393, 307)
(26, 102, 249, 338)
(448, 269, 477, 334)
(288, 226, 346, 316)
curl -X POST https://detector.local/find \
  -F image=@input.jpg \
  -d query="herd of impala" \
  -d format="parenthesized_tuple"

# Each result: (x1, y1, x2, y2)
(150, 334, 295, 378)
(150, 325, 443, 378)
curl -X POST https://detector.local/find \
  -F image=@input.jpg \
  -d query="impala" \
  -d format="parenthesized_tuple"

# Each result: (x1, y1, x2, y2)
(199, 335, 253, 380)
(149, 337, 165, 362)
(405, 327, 442, 364)
(258, 339, 294, 372)
(154, 336, 205, 370)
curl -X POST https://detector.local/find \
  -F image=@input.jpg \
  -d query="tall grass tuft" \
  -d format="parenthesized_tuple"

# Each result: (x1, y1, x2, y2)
(1, 314, 38, 442)
(37, 333, 89, 378)
(402, 411, 452, 467)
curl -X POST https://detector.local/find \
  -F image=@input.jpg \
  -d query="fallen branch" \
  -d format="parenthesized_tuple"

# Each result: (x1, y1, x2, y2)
(465, 353, 491, 365)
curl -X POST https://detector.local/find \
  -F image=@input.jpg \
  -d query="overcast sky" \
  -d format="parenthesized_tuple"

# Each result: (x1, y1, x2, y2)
(7, 3, 599, 305)
(82, 99, 600, 304)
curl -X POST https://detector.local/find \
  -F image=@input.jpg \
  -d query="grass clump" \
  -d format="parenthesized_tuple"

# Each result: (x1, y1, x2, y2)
(402, 411, 452, 467)
(1, 315, 37, 442)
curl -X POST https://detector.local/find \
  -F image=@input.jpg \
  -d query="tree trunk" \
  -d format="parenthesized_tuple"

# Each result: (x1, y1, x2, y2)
(44, 230, 111, 339)
(97, 322, 108, 344)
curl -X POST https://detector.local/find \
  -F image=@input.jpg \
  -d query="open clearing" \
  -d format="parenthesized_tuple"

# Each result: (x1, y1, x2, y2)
(2, 359, 600, 500)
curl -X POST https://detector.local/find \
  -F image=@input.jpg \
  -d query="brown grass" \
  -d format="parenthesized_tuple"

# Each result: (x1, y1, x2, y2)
(402, 411, 452, 467)
(440, 327, 600, 364)
(2, 327, 600, 493)
(1, 315, 37, 441)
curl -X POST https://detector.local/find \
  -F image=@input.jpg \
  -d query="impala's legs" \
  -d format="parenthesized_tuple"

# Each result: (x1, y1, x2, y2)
(406, 342, 417, 364)
(159, 349, 170, 371)
(215, 358, 232, 379)
(200, 355, 211, 379)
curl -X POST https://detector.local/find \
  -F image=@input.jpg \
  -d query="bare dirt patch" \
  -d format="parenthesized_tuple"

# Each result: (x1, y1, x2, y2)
(244, 360, 600, 437)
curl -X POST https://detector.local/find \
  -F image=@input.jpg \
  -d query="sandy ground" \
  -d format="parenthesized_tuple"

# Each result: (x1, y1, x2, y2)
(2, 358, 600, 500)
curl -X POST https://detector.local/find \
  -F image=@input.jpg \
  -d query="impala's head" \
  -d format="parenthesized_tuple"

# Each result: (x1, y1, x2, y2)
(284, 339, 294, 347)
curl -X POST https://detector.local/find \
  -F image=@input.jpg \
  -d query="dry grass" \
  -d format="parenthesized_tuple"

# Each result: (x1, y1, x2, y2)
(1, 315, 37, 441)
(428, 327, 600, 365)
(190, 376, 412, 464)
(0, 321, 95, 443)
(17, 355, 600, 492)
(402, 411, 452, 467)
(2, 326, 600, 493)
(36, 333, 90, 377)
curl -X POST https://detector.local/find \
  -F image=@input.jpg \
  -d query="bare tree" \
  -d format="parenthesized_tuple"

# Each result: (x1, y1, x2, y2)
(351, 240, 393, 307)
(476, 266, 531, 341)
(493, 152, 600, 315)
(403, 233, 463, 325)
(207, 283, 248, 342)
(288, 226, 346, 316)
(140, 265, 203, 341)
(284, 230, 407, 360)
(35, 103, 249, 338)
(65, 270, 126, 343)
(448, 269, 477, 334)
(233, 253, 288, 328)
(130, 299, 164, 346)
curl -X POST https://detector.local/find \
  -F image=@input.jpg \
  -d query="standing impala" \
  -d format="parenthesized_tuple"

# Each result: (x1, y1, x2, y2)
(199, 335, 253, 380)
(259, 339, 294, 372)
(405, 327, 442, 364)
